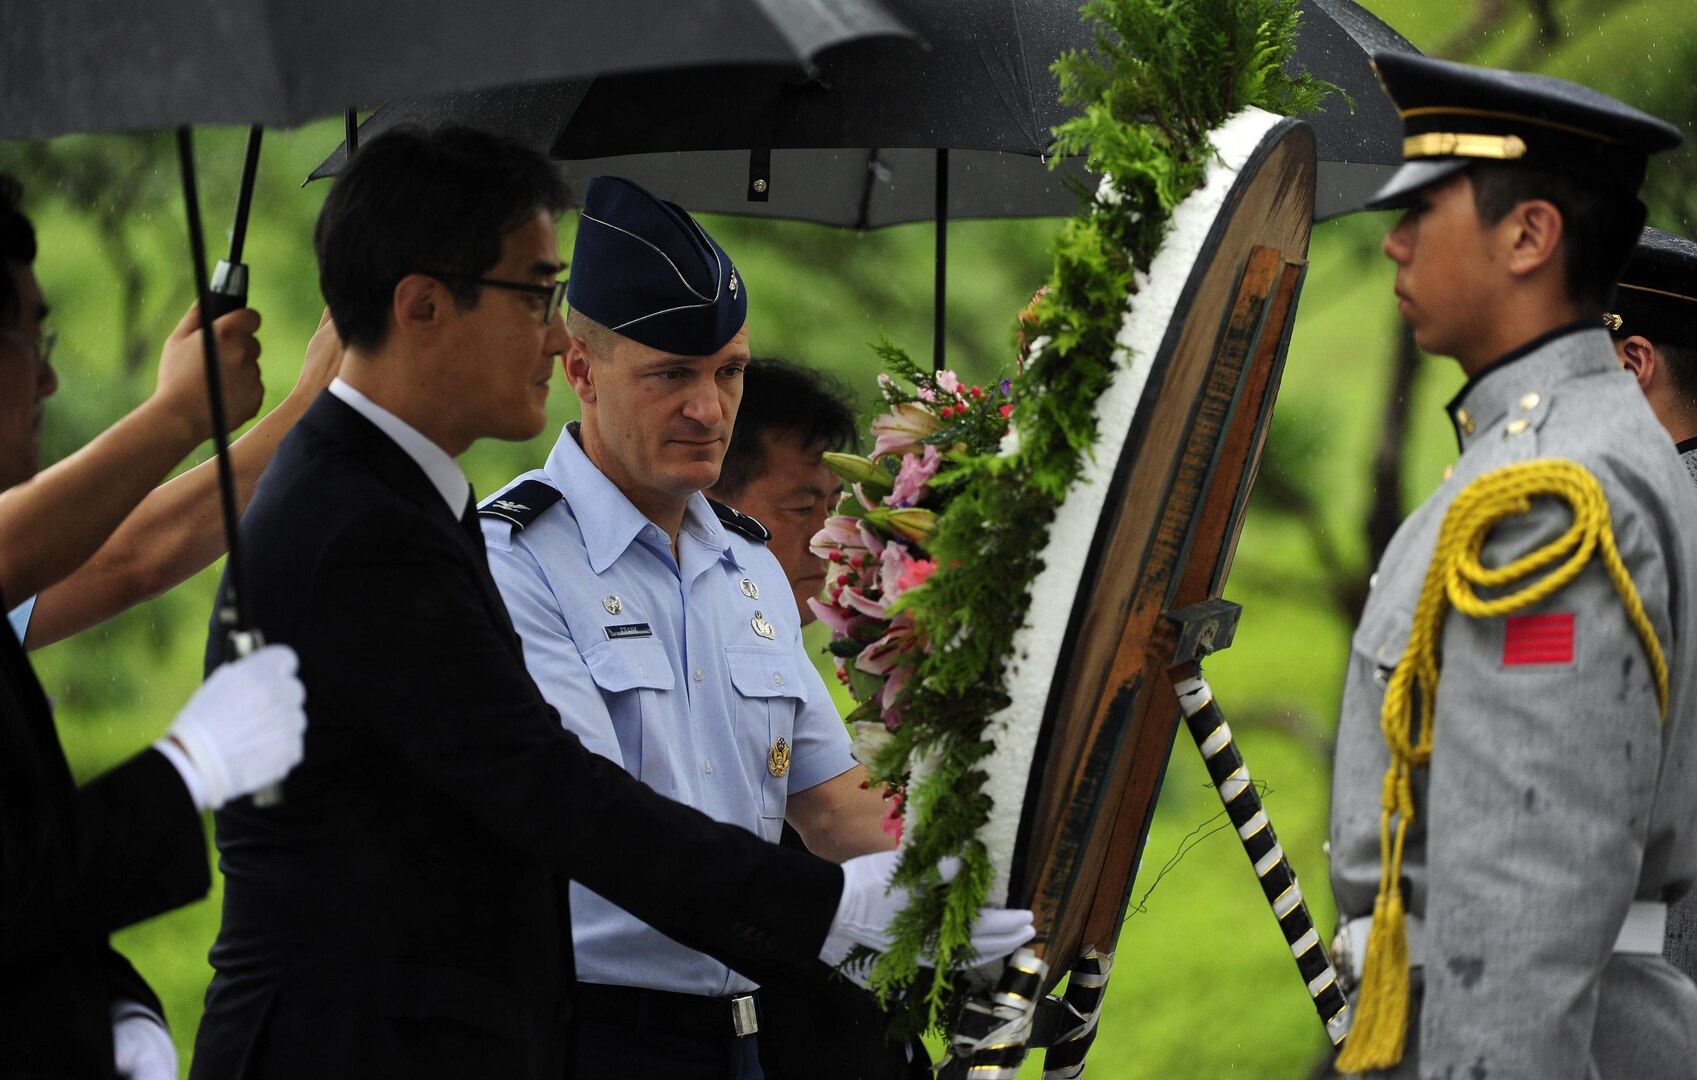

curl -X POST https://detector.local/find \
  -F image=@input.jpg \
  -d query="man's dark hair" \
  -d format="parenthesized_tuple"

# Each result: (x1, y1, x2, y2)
(1611, 326, 1697, 411)
(1469, 162, 1643, 312)
(315, 126, 570, 352)
(716, 358, 857, 497)
(0, 174, 38, 328)
(1663, 344, 1697, 407)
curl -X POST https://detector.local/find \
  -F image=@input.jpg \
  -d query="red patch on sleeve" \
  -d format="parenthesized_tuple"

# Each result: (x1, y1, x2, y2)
(1502, 612, 1575, 666)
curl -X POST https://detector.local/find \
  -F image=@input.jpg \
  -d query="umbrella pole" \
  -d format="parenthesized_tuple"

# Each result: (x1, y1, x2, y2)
(933, 148, 948, 372)
(174, 128, 250, 641)
(208, 125, 264, 320)
(345, 108, 360, 158)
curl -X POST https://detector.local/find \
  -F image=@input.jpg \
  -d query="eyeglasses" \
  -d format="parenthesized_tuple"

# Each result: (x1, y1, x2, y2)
(429, 273, 567, 325)
(0, 328, 56, 365)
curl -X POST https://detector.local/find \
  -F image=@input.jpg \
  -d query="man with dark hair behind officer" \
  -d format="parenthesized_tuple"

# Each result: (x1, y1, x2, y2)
(1603, 226, 1697, 987)
(1327, 53, 1697, 1079)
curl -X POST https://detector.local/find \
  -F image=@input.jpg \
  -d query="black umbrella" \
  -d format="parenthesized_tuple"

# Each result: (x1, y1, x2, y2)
(313, 0, 1417, 367)
(0, 0, 912, 138)
(1, 0, 915, 640)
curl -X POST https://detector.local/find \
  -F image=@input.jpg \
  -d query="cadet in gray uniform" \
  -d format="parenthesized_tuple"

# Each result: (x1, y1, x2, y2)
(1327, 53, 1697, 1079)
(1605, 227, 1697, 983)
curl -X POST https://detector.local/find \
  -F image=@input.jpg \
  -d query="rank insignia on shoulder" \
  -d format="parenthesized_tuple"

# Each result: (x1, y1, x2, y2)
(478, 479, 564, 531)
(604, 623, 653, 640)
(751, 611, 775, 640)
(707, 498, 771, 543)
(768, 736, 790, 778)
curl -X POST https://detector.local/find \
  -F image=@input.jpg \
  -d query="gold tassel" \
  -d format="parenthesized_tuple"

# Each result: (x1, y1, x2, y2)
(1334, 865, 1410, 1072)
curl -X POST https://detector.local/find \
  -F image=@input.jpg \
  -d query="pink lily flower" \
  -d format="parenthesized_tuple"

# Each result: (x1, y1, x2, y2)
(885, 445, 942, 508)
(871, 402, 942, 458)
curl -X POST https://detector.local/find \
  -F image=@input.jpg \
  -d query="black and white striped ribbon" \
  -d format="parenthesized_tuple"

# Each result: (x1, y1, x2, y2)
(1040, 948, 1113, 1078)
(1174, 674, 1351, 1046)
(945, 948, 1049, 1078)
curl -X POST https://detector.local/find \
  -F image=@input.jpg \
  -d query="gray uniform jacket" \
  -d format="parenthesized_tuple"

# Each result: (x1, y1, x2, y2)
(1666, 437, 1697, 986)
(1329, 325, 1697, 1079)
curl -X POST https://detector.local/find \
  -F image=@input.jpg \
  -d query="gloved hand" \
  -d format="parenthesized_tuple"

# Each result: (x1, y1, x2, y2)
(111, 1002, 176, 1080)
(158, 644, 306, 809)
(819, 849, 1035, 976)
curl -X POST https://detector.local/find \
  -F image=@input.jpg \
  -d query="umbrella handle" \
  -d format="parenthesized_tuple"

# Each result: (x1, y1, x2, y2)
(205, 260, 248, 321)
(227, 626, 284, 808)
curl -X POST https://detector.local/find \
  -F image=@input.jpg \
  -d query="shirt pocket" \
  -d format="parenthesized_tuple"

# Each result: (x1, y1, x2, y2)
(582, 638, 676, 794)
(725, 645, 806, 823)
(1349, 597, 1413, 708)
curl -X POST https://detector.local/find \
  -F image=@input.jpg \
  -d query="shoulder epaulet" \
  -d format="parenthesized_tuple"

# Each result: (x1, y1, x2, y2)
(478, 479, 565, 531)
(708, 498, 771, 543)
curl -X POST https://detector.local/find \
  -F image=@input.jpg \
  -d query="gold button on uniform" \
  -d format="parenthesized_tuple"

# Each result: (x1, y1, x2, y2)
(1456, 407, 1475, 435)
(1520, 391, 1542, 411)
(1506, 419, 1530, 436)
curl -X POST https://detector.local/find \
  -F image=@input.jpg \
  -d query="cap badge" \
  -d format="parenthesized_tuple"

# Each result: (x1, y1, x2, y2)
(603, 595, 623, 615)
(739, 578, 760, 599)
(1602, 313, 1624, 331)
(768, 737, 791, 778)
(751, 611, 775, 640)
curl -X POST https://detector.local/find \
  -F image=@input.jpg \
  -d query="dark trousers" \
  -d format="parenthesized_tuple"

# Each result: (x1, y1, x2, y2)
(575, 985, 765, 1080)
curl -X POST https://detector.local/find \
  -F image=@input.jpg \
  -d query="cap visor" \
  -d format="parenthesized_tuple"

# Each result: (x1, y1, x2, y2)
(1362, 160, 1470, 211)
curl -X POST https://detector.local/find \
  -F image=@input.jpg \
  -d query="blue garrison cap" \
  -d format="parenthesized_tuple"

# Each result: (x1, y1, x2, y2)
(566, 175, 746, 356)
(1365, 52, 1683, 211)
(1605, 227, 1697, 349)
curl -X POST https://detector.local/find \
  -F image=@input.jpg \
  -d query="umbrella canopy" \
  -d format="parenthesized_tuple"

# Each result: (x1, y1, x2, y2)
(0, 0, 913, 139)
(312, 0, 1417, 222)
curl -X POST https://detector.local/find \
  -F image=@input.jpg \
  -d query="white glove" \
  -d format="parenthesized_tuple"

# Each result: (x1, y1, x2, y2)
(819, 849, 1035, 978)
(156, 644, 306, 810)
(111, 1002, 176, 1080)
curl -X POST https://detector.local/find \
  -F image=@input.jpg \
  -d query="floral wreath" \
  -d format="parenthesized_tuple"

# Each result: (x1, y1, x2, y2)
(808, 0, 1334, 1031)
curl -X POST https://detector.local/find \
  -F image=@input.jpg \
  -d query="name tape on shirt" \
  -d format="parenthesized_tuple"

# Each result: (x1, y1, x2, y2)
(604, 623, 654, 640)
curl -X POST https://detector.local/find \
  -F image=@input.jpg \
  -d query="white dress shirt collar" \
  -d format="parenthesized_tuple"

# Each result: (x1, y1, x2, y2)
(329, 378, 470, 516)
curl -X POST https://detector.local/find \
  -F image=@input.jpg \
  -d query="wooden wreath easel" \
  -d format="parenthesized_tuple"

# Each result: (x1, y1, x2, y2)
(943, 116, 1347, 1077)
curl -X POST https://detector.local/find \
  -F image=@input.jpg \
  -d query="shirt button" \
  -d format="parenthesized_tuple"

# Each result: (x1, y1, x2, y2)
(772, 672, 784, 687)
(704, 759, 714, 775)
(693, 667, 705, 682)
(638, 665, 647, 677)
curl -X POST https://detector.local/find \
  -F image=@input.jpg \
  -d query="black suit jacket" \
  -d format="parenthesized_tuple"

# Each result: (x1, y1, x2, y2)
(0, 594, 209, 1078)
(191, 393, 842, 1079)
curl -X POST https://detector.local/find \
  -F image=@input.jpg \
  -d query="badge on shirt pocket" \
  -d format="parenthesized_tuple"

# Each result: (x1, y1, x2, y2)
(726, 645, 804, 822)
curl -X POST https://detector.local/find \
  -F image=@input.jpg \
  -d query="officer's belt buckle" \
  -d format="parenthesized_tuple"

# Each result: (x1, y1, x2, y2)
(730, 993, 759, 1037)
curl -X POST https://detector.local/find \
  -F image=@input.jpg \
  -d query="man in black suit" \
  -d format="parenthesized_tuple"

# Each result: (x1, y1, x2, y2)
(0, 174, 307, 1079)
(191, 126, 1031, 1079)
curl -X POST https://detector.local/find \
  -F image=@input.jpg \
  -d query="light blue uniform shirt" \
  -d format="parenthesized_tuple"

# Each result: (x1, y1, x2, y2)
(482, 424, 855, 997)
(8, 594, 34, 644)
